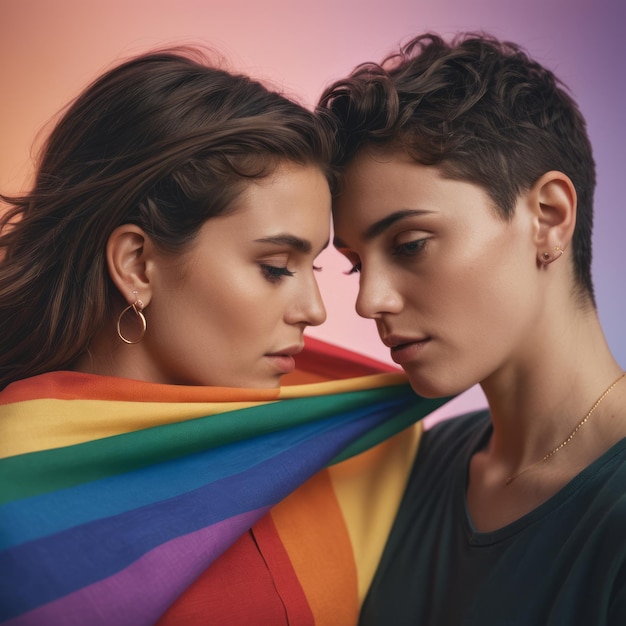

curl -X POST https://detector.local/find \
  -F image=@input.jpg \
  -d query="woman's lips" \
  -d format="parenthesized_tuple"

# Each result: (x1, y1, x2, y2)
(389, 338, 431, 365)
(265, 354, 296, 374)
(265, 345, 302, 375)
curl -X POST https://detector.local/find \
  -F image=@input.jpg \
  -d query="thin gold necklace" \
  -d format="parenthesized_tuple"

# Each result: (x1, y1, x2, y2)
(505, 371, 626, 486)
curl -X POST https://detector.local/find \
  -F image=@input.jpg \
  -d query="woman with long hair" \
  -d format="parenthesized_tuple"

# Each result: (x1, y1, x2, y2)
(0, 49, 439, 625)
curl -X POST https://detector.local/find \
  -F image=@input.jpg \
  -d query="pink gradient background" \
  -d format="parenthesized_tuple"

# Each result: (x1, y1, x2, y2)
(1, 0, 624, 419)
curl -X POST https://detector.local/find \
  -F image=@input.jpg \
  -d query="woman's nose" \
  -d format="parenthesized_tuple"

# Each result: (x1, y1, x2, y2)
(355, 266, 402, 319)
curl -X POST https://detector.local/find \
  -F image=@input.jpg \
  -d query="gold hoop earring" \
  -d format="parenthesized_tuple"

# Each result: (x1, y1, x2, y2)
(116, 299, 146, 344)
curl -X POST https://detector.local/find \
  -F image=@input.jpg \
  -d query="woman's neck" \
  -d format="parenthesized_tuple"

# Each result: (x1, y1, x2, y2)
(479, 306, 624, 485)
(466, 306, 624, 532)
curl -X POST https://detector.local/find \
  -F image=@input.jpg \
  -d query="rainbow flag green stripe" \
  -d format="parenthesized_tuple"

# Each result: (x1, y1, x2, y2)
(0, 360, 447, 625)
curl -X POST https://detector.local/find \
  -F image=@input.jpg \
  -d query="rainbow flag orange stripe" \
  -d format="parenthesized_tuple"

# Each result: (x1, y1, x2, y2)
(0, 338, 448, 625)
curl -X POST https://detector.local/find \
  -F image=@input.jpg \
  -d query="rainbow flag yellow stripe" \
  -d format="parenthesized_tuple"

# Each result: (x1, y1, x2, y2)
(0, 339, 448, 625)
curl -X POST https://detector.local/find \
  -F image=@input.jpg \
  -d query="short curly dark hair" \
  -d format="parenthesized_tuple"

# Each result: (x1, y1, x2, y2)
(319, 32, 596, 304)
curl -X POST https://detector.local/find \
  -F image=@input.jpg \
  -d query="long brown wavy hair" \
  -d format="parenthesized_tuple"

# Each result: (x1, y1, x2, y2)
(0, 48, 334, 390)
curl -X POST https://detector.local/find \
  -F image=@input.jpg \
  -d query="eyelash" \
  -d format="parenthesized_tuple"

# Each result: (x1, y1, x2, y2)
(260, 264, 323, 282)
(392, 238, 429, 258)
(344, 238, 428, 275)
(261, 264, 295, 282)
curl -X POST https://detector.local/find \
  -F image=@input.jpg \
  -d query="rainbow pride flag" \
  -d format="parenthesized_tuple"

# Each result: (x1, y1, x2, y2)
(0, 338, 449, 625)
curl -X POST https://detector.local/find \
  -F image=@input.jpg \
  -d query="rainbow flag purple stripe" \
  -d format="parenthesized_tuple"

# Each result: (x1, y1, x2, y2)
(0, 342, 448, 625)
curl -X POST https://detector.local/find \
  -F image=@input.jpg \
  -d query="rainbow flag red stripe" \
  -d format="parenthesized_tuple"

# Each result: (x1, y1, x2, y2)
(0, 338, 448, 625)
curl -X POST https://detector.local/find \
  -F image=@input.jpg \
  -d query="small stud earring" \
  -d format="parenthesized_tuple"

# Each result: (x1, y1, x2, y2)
(540, 245, 564, 265)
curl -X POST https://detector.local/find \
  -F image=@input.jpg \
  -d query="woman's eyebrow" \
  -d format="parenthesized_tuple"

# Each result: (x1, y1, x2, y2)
(333, 209, 433, 248)
(363, 209, 434, 241)
(254, 234, 312, 253)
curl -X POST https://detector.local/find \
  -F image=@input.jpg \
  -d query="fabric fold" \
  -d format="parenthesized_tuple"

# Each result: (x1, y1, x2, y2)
(0, 340, 449, 625)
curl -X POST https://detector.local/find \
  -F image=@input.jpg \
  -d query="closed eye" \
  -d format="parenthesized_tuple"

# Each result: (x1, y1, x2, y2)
(260, 264, 295, 282)
(392, 238, 429, 258)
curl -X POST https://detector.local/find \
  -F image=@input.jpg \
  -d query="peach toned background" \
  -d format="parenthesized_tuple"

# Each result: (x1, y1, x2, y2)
(1, 0, 624, 418)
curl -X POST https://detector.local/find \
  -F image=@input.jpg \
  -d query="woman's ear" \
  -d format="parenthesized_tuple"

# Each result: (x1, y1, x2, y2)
(106, 225, 155, 307)
(530, 171, 577, 265)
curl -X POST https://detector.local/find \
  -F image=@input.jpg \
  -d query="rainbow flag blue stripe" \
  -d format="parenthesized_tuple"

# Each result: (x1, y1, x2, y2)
(0, 343, 448, 625)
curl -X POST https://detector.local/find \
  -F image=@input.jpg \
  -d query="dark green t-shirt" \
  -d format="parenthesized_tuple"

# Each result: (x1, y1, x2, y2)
(360, 410, 626, 626)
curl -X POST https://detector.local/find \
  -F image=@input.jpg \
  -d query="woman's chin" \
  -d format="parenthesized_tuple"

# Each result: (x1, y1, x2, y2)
(405, 375, 467, 400)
